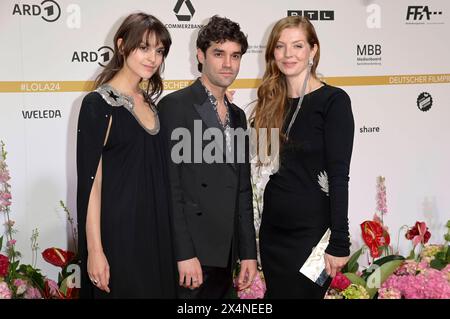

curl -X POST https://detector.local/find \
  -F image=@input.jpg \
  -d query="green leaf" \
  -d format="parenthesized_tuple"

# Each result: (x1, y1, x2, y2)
(365, 259, 403, 299)
(60, 277, 68, 296)
(430, 259, 446, 270)
(406, 249, 415, 260)
(446, 246, 450, 262)
(60, 273, 76, 297)
(10, 260, 20, 272)
(361, 255, 404, 280)
(436, 251, 446, 260)
(342, 248, 363, 273)
(0, 236, 3, 251)
(446, 220, 450, 228)
(373, 254, 405, 266)
(343, 272, 366, 287)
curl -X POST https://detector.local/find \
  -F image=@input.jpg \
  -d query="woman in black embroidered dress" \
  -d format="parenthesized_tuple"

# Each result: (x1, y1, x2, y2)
(253, 16, 355, 299)
(76, 12, 176, 298)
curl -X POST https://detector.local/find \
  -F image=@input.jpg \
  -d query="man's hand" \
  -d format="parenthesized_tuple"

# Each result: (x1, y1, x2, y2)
(237, 259, 257, 290)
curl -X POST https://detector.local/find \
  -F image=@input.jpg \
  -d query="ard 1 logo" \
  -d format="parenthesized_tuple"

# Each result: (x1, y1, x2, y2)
(72, 46, 114, 67)
(12, 1, 81, 28)
(12, 0, 61, 22)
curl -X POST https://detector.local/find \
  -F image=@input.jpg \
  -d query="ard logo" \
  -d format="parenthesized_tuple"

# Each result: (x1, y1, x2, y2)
(71, 46, 114, 67)
(12, 0, 61, 22)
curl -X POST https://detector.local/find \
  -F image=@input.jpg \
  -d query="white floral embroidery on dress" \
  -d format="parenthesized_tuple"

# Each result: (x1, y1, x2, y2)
(318, 171, 329, 196)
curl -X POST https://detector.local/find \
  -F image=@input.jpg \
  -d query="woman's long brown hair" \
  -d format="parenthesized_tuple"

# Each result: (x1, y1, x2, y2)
(250, 16, 320, 160)
(94, 12, 171, 103)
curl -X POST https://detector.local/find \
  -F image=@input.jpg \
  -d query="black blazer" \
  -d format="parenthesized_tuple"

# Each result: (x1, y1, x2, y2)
(158, 78, 256, 268)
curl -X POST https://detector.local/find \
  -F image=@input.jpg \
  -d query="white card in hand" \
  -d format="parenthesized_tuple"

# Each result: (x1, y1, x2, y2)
(299, 228, 331, 286)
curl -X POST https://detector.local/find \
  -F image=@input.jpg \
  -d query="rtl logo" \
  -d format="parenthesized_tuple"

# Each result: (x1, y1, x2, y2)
(287, 10, 334, 21)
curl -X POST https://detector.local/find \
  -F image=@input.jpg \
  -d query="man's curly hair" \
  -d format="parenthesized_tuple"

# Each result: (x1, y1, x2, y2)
(196, 15, 248, 72)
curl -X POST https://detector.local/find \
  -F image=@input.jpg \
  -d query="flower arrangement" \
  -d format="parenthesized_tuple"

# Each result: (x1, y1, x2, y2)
(0, 140, 78, 299)
(325, 176, 450, 299)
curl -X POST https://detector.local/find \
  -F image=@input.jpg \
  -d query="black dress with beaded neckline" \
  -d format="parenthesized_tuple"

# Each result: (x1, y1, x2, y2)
(76, 87, 177, 298)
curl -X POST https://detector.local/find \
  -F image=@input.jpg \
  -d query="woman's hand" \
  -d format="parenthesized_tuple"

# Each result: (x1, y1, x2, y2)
(87, 250, 110, 293)
(324, 253, 349, 278)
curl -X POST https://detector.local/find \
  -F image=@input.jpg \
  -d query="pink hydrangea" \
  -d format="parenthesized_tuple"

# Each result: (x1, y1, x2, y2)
(24, 287, 42, 299)
(378, 288, 401, 299)
(45, 279, 60, 298)
(235, 271, 266, 299)
(0, 282, 12, 299)
(13, 279, 29, 295)
(442, 264, 450, 282)
(394, 259, 428, 276)
(381, 265, 450, 299)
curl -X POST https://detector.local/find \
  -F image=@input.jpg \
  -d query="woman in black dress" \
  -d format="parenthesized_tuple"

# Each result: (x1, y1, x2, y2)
(252, 16, 354, 298)
(76, 13, 177, 298)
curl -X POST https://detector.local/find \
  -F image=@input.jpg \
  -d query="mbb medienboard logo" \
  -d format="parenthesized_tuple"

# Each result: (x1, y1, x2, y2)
(406, 6, 444, 24)
(12, 0, 61, 22)
(71, 46, 114, 67)
(166, 0, 202, 29)
(356, 44, 382, 66)
(287, 10, 334, 20)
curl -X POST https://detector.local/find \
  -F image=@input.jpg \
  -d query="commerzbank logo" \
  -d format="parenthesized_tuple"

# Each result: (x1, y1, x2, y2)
(166, 0, 202, 29)
(173, 0, 195, 21)
(12, 0, 61, 22)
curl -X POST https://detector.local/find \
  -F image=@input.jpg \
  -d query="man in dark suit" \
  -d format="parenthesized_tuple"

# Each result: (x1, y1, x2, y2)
(158, 15, 257, 298)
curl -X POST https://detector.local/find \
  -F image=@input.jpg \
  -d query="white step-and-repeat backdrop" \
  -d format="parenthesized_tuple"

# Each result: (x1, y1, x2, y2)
(1, 0, 449, 280)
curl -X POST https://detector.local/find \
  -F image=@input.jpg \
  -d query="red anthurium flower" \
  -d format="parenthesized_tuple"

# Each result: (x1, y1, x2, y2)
(405, 221, 431, 246)
(0, 254, 9, 277)
(360, 220, 391, 258)
(42, 248, 75, 268)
